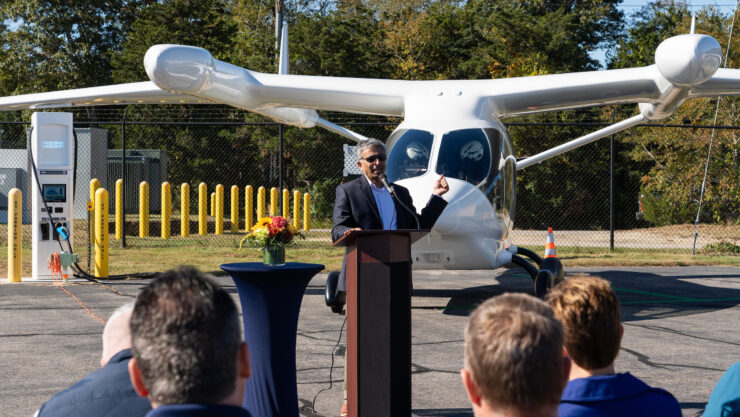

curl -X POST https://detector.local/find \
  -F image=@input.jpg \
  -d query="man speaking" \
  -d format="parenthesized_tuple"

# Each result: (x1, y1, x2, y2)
(329, 138, 449, 303)
(329, 138, 449, 416)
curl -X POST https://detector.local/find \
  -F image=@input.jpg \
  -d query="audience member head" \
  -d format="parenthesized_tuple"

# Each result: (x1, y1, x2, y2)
(462, 293, 569, 417)
(546, 276, 622, 374)
(101, 302, 135, 366)
(128, 266, 249, 407)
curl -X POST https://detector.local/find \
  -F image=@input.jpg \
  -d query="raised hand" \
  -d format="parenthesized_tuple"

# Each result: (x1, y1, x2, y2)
(433, 175, 449, 196)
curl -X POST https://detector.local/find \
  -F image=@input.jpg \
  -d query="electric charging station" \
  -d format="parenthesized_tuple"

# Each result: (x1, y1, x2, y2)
(31, 112, 75, 280)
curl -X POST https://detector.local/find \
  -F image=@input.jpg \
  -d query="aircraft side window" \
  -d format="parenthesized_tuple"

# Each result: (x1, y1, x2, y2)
(436, 129, 491, 185)
(386, 129, 433, 182)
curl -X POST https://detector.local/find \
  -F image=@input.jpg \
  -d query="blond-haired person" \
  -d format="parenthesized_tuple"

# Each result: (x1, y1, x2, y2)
(461, 293, 570, 417)
(547, 276, 680, 417)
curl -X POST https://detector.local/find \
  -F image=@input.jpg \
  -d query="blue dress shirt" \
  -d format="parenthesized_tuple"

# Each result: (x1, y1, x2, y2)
(366, 176, 397, 230)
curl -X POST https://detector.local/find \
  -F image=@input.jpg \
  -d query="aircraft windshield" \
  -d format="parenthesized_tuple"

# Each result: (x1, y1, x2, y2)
(386, 129, 434, 181)
(435, 129, 496, 185)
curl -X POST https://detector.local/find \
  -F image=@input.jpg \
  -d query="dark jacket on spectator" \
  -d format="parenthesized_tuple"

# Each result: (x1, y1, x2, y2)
(38, 349, 151, 417)
(146, 404, 252, 416)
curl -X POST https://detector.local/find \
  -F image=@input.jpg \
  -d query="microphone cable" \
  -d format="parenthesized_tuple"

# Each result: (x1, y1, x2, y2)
(380, 174, 420, 230)
(308, 315, 347, 414)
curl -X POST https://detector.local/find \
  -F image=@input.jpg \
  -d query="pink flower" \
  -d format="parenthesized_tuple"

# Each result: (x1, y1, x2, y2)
(272, 216, 288, 228)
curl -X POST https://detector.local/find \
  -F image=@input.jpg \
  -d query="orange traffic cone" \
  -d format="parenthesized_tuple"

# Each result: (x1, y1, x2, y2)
(544, 227, 556, 258)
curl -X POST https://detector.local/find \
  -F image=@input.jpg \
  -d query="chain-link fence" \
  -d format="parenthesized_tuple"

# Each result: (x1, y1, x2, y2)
(1, 107, 738, 268)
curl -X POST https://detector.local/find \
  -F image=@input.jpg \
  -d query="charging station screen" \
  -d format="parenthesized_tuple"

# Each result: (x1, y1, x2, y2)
(42, 184, 66, 202)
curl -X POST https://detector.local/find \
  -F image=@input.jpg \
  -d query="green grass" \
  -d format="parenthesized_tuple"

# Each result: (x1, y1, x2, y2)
(2, 219, 738, 278)
(1, 242, 737, 279)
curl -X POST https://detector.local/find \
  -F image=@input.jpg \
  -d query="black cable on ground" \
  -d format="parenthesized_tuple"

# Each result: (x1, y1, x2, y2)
(308, 316, 347, 414)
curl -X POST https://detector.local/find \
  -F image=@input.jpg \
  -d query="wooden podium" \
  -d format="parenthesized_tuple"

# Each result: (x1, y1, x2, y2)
(334, 229, 430, 417)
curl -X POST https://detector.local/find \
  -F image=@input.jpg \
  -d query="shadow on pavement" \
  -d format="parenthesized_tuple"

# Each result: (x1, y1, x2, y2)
(413, 269, 740, 321)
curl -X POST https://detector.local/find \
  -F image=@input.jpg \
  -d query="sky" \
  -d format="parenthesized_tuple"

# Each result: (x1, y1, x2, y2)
(591, 0, 739, 67)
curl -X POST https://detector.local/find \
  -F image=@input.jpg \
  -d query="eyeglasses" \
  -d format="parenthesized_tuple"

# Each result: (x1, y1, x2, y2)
(362, 154, 387, 163)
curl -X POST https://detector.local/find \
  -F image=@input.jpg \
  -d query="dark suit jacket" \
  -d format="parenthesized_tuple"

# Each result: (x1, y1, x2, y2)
(331, 176, 447, 290)
(38, 349, 152, 417)
(146, 404, 252, 417)
(331, 176, 447, 242)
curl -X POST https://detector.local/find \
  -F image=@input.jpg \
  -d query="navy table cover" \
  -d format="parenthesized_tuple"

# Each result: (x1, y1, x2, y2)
(220, 262, 324, 417)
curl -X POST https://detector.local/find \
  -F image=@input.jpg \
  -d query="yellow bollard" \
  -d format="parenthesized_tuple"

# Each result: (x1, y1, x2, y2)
(215, 184, 224, 235)
(245, 185, 253, 231)
(270, 187, 278, 217)
(90, 178, 100, 245)
(303, 192, 311, 231)
(181, 183, 190, 237)
(115, 179, 123, 240)
(257, 186, 266, 219)
(231, 185, 239, 233)
(139, 181, 149, 238)
(210, 192, 215, 217)
(282, 188, 289, 219)
(293, 190, 300, 229)
(95, 188, 109, 278)
(161, 182, 171, 239)
(198, 183, 207, 236)
(8, 188, 21, 282)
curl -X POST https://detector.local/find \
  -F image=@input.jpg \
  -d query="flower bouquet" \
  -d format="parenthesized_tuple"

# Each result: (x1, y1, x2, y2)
(240, 216, 303, 265)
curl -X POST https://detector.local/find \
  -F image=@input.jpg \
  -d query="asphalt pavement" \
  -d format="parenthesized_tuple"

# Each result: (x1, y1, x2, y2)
(1, 265, 739, 416)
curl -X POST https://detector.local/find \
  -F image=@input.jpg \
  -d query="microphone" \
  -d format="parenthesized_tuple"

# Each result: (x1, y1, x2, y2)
(380, 174, 420, 230)
(379, 174, 394, 194)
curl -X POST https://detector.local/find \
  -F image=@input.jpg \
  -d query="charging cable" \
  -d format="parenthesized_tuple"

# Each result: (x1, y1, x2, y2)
(28, 126, 157, 282)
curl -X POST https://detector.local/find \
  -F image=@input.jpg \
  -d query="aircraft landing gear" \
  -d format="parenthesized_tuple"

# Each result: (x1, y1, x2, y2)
(535, 257, 565, 297)
(507, 246, 564, 298)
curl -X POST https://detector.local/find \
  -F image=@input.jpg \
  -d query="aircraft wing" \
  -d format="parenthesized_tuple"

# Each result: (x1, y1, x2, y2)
(0, 79, 320, 128)
(0, 81, 213, 109)
(478, 66, 665, 117)
(1, 34, 738, 125)
(687, 68, 740, 97)
(144, 44, 665, 118)
(142, 36, 736, 122)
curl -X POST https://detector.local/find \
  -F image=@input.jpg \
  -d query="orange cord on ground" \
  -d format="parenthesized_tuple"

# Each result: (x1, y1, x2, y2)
(48, 253, 106, 324)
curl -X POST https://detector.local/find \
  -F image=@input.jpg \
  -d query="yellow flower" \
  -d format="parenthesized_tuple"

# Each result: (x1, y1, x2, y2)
(255, 217, 272, 228)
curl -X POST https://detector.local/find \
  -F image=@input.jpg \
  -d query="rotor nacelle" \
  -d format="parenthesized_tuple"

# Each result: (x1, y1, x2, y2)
(655, 34, 722, 87)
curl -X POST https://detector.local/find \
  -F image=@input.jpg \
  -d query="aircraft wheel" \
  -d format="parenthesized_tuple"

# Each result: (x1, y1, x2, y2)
(534, 269, 553, 299)
(540, 257, 565, 287)
(324, 270, 345, 314)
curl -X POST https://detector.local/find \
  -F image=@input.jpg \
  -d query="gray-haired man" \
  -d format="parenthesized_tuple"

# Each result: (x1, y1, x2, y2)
(127, 266, 252, 417)
(36, 302, 151, 417)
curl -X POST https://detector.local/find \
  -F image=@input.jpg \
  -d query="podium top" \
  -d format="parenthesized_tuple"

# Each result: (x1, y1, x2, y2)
(332, 229, 430, 247)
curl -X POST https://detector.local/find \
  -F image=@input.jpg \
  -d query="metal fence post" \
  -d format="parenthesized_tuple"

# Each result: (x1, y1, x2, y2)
(121, 107, 129, 248)
(610, 108, 615, 252)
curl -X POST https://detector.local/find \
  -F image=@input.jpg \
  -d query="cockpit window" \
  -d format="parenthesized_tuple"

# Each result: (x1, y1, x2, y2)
(435, 129, 494, 185)
(386, 129, 434, 182)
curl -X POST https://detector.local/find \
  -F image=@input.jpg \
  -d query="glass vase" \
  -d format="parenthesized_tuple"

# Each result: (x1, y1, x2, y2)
(263, 243, 286, 266)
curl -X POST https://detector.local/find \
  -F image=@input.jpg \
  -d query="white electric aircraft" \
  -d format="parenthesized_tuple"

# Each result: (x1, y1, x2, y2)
(1, 24, 739, 294)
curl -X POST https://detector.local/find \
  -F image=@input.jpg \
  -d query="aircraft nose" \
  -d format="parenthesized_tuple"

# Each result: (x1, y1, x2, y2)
(144, 44, 214, 94)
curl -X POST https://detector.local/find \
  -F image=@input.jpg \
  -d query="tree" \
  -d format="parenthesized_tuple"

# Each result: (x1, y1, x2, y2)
(0, 0, 150, 95)
(611, 2, 740, 225)
(111, 0, 237, 83)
